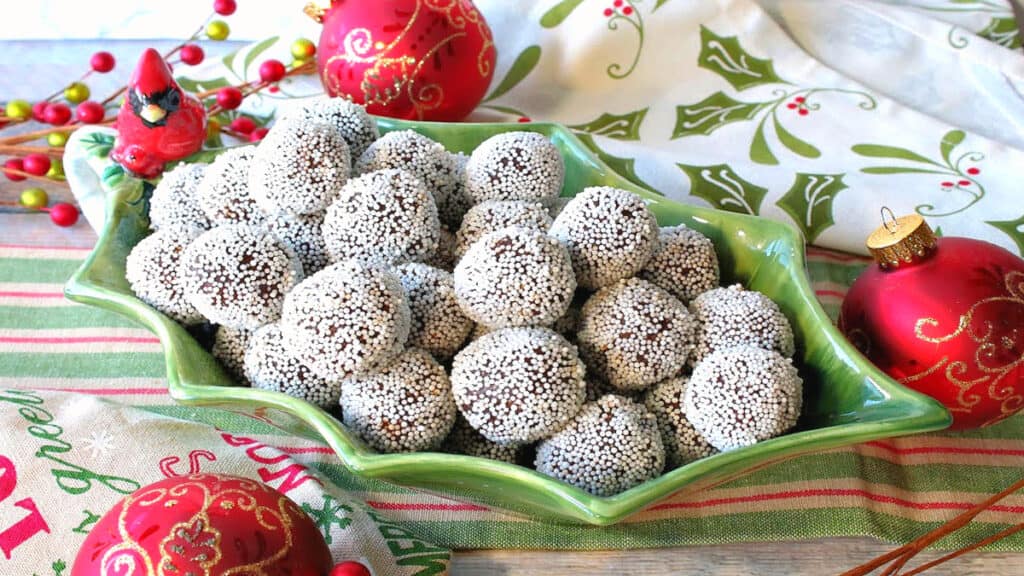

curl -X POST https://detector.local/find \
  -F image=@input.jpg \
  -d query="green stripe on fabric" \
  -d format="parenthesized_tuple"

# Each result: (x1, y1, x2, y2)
(312, 462, 412, 494)
(0, 352, 165, 377)
(806, 259, 866, 286)
(718, 451, 1024, 494)
(0, 305, 140, 329)
(399, 509, 1023, 551)
(0, 258, 84, 283)
(138, 405, 292, 435)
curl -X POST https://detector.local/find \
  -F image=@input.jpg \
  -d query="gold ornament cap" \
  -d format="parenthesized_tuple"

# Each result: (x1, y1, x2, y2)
(866, 208, 937, 270)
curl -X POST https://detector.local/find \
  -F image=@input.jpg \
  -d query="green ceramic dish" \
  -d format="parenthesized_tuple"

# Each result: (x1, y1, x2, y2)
(65, 118, 951, 526)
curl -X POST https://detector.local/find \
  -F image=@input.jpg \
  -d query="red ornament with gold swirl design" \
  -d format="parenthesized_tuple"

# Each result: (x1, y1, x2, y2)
(839, 212, 1024, 430)
(71, 474, 333, 576)
(307, 0, 496, 121)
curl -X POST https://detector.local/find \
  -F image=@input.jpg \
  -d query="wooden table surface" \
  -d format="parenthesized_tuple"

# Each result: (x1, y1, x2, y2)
(2, 173, 1018, 575)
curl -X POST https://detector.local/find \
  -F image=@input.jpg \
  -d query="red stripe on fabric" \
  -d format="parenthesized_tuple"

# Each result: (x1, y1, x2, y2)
(0, 291, 65, 299)
(865, 441, 1024, 458)
(36, 387, 167, 395)
(0, 244, 92, 251)
(0, 336, 160, 344)
(648, 488, 1024, 513)
(815, 290, 847, 299)
(273, 445, 335, 455)
(806, 247, 870, 263)
(365, 500, 490, 512)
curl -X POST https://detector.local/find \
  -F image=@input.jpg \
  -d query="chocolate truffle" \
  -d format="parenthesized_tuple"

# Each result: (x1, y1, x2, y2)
(244, 323, 341, 409)
(197, 147, 265, 225)
(464, 131, 564, 204)
(640, 225, 719, 304)
(455, 199, 552, 258)
(689, 284, 795, 364)
(393, 263, 473, 360)
(148, 162, 210, 231)
(643, 376, 717, 467)
(126, 226, 205, 325)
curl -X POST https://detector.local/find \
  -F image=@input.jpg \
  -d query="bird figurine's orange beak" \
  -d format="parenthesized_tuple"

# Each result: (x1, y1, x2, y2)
(139, 104, 167, 124)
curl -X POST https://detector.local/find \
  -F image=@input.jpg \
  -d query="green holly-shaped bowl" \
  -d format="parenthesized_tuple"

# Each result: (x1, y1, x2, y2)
(65, 119, 951, 526)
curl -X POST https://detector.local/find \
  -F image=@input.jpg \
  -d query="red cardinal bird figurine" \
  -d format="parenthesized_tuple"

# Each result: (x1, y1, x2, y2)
(111, 48, 207, 178)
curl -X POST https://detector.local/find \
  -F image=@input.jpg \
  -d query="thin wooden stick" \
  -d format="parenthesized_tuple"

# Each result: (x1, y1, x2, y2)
(839, 476, 1024, 576)
(1, 167, 69, 186)
(901, 523, 1024, 576)
(0, 145, 63, 157)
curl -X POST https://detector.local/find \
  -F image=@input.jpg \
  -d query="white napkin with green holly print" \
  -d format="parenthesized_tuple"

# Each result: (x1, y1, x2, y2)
(75, 0, 1024, 257)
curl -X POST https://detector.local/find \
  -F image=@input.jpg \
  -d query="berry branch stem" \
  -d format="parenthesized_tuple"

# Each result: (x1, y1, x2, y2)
(0, 144, 63, 157)
(2, 167, 69, 186)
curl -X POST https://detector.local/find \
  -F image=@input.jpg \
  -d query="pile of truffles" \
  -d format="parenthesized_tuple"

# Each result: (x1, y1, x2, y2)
(127, 97, 803, 497)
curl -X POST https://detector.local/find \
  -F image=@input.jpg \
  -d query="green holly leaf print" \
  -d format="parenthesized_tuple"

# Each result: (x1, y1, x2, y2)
(654, 0, 673, 11)
(81, 132, 115, 158)
(577, 133, 656, 192)
(540, 0, 586, 28)
(672, 92, 766, 138)
(939, 129, 965, 165)
(773, 113, 821, 159)
(678, 163, 767, 215)
(242, 36, 279, 80)
(698, 26, 785, 91)
(988, 214, 1024, 256)
(979, 16, 1021, 49)
(750, 118, 778, 165)
(851, 143, 940, 166)
(571, 108, 648, 140)
(776, 173, 847, 243)
(483, 45, 542, 103)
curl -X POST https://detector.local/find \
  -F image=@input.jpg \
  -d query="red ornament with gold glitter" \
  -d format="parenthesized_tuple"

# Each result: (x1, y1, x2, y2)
(839, 210, 1024, 429)
(307, 0, 496, 121)
(71, 474, 333, 575)
(111, 48, 207, 178)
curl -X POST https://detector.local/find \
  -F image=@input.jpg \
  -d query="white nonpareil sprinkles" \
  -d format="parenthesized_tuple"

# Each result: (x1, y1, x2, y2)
(689, 284, 795, 364)
(465, 131, 564, 204)
(535, 394, 665, 497)
(549, 186, 659, 290)
(266, 211, 330, 276)
(212, 325, 251, 384)
(249, 118, 351, 216)
(341, 348, 457, 453)
(684, 345, 803, 451)
(451, 327, 586, 445)
(393, 262, 473, 360)
(126, 226, 205, 325)
(643, 376, 718, 468)
(279, 95, 379, 161)
(454, 226, 576, 329)
(197, 146, 265, 225)
(280, 259, 410, 381)
(640, 225, 720, 305)
(455, 199, 552, 258)
(148, 162, 210, 232)
(356, 130, 459, 216)
(179, 224, 301, 330)
(442, 415, 526, 464)
(321, 168, 439, 266)
(577, 277, 696, 391)
(244, 323, 341, 410)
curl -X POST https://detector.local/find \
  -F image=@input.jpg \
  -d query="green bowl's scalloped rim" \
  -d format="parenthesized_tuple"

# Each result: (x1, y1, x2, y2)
(64, 118, 951, 526)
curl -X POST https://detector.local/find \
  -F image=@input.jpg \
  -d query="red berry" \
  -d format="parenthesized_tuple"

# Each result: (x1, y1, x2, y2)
(32, 101, 50, 122)
(940, 181, 953, 187)
(329, 561, 371, 576)
(76, 101, 105, 124)
(614, 0, 624, 6)
(786, 103, 797, 109)
(180, 44, 205, 66)
(795, 96, 806, 103)
(3, 158, 26, 181)
(259, 59, 286, 82)
(216, 87, 243, 110)
(49, 203, 79, 227)
(517, 116, 530, 123)
(214, 0, 237, 15)
(43, 103, 72, 125)
(603, 8, 613, 16)
(622, 5, 633, 14)
(22, 154, 51, 176)
(967, 167, 980, 175)
(249, 127, 269, 142)
(798, 108, 809, 116)
(229, 116, 256, 134)
(90, 51, 116, 73)
(268, 85, 280, 94)
(958, 179, 970, 186)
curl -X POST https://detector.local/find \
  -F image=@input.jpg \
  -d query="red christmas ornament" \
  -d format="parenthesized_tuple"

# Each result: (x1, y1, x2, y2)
(111, 48, 207, 178)
(71, 474, 333, 576)
(309, 0, 496, 121)
(839, 211, 1024, 429)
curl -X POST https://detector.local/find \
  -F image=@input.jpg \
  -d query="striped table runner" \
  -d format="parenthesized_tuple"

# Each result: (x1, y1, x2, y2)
(2, 242, 1023, 551)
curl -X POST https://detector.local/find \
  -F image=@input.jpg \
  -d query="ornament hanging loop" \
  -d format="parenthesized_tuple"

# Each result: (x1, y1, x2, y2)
(880, 206, 899, 235)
